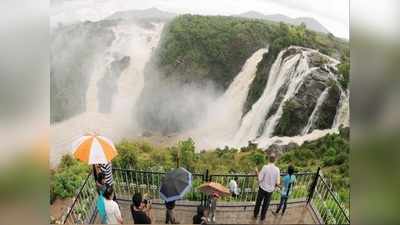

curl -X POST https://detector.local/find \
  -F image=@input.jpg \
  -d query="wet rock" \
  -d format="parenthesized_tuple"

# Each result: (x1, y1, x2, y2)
(273, 70, 328, 136)
(311, 84, 341, 132)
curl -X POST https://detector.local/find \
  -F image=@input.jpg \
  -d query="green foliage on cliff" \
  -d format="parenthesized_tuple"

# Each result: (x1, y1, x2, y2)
(244, 22, 349, 114)
(156, 15, 273, 88)
(338, 50, 350, 89)
(156, 15, 349, 106)
(156, 15, 348, 91)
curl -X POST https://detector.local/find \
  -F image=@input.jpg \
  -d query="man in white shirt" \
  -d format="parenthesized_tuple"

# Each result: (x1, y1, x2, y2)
(104, 186, 123, 224)
(253, 152, 280, 221)
(229, 177, 240, 197)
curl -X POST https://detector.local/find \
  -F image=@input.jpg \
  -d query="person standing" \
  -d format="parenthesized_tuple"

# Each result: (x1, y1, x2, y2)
(100, 163, 113, 187)
(104, 186, 123, 224)
(208, 192, 220, 223)
(274, 165, 296, 216)
(229, 177, 240, 198)
(253, 152, 280, 221)
(165, 201, 179, 224)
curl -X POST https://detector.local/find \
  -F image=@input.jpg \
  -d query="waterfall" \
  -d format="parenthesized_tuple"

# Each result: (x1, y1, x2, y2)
(50, 22, 164, 167)
(259, 61, 314, 138)
(233, 46, 347, 149)
(186, 48, 268, 149)
(110, 23, 164, 136)
(302, 87, 331, 134)
(332, 90, 350, 128)
(234, 47, 314, 146)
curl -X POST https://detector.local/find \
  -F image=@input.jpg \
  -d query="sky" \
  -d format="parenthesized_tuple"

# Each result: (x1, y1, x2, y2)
(51, 0, 349, 38)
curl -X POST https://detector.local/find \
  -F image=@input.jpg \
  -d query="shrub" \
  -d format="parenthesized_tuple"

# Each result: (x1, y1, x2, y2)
(114, 140, 139, 169)
(50, 156, 89, 202)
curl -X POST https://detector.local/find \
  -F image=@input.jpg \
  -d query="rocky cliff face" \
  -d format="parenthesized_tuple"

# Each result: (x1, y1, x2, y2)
(272, 50, 343, 136)
(233, 46, 348, 148)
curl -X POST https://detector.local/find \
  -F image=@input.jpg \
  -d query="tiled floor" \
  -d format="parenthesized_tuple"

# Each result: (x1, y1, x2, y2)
(103, 201, 318, 224)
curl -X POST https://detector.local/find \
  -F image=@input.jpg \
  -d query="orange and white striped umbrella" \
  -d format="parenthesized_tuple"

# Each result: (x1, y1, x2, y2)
(72, 133, 118, 164)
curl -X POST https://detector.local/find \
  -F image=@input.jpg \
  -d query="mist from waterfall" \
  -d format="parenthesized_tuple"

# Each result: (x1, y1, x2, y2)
(185, 48, 268, 149)
(50, 22, 164, 167)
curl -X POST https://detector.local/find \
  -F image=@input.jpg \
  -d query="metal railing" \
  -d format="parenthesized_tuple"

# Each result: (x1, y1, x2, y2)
(63, 167, 349, 224)
(62, 171, 97, 224)
(209, 172, 315, 203)
(112, 168, 205, 202)
(308, 171, 350, 224)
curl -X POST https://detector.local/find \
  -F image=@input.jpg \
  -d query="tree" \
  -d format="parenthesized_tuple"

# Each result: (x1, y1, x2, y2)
(178, 138, 196, 170)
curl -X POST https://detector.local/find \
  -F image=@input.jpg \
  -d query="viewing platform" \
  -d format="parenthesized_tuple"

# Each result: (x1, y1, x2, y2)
(62, 168, 349, 224)
(97, 200, 319, 224)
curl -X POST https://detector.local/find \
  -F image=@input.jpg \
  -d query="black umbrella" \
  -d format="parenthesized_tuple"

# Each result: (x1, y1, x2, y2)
(160, 167, 192, 202)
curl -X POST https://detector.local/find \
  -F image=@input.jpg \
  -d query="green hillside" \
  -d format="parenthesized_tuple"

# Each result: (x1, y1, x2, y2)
(152, 15, 349, 113)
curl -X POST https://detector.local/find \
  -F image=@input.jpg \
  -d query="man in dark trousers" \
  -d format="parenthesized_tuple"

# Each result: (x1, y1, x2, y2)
(253, 152, 280, 221)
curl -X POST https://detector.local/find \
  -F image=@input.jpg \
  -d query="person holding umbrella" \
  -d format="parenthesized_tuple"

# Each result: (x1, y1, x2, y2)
(72, 133, 120, 222)
(72, 133, 118, 187)
(165, 200, 179, 224)
(198, 182, 230, 223)
(207, 192, 220, 223)
(160, 167, 192, 223)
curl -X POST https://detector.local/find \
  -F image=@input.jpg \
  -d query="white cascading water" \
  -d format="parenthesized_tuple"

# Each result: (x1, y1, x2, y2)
(186, 48, 268, 149)
(233, 48, 312, 147)
(50, 22, 164, 167)
(302, 87, 331, 135)
(233, 46, 348, 149)
(332, 90, 350, 129)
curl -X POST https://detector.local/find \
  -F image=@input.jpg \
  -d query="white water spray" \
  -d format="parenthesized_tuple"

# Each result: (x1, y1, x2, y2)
(50, 22, 164, 167)
(185, 48, 268, 149)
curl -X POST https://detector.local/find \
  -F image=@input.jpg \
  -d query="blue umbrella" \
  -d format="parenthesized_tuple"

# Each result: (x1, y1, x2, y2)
(160, 167, 192, 202)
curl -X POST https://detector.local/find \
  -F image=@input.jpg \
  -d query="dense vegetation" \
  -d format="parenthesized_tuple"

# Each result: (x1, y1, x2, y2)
(50, 155, 90, 204)
(154, 15, 349, 113)
(50, 131, 349, 205)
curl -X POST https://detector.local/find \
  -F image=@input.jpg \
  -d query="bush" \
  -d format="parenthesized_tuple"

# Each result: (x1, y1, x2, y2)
(114, 140, 139, 169)
(50, 156, 89, 203)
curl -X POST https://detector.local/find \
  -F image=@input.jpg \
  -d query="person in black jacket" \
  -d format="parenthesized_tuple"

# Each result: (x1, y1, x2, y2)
(193, 205, 209, 224)
(130, 193, 152, 224)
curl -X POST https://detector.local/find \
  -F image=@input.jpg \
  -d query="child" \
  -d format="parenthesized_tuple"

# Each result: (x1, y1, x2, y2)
(275, 165, 296, 216)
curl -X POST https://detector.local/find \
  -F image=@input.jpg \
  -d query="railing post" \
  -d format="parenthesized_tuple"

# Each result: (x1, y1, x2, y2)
(201, 169, 209, 206)
(307, 167, 320, 205)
